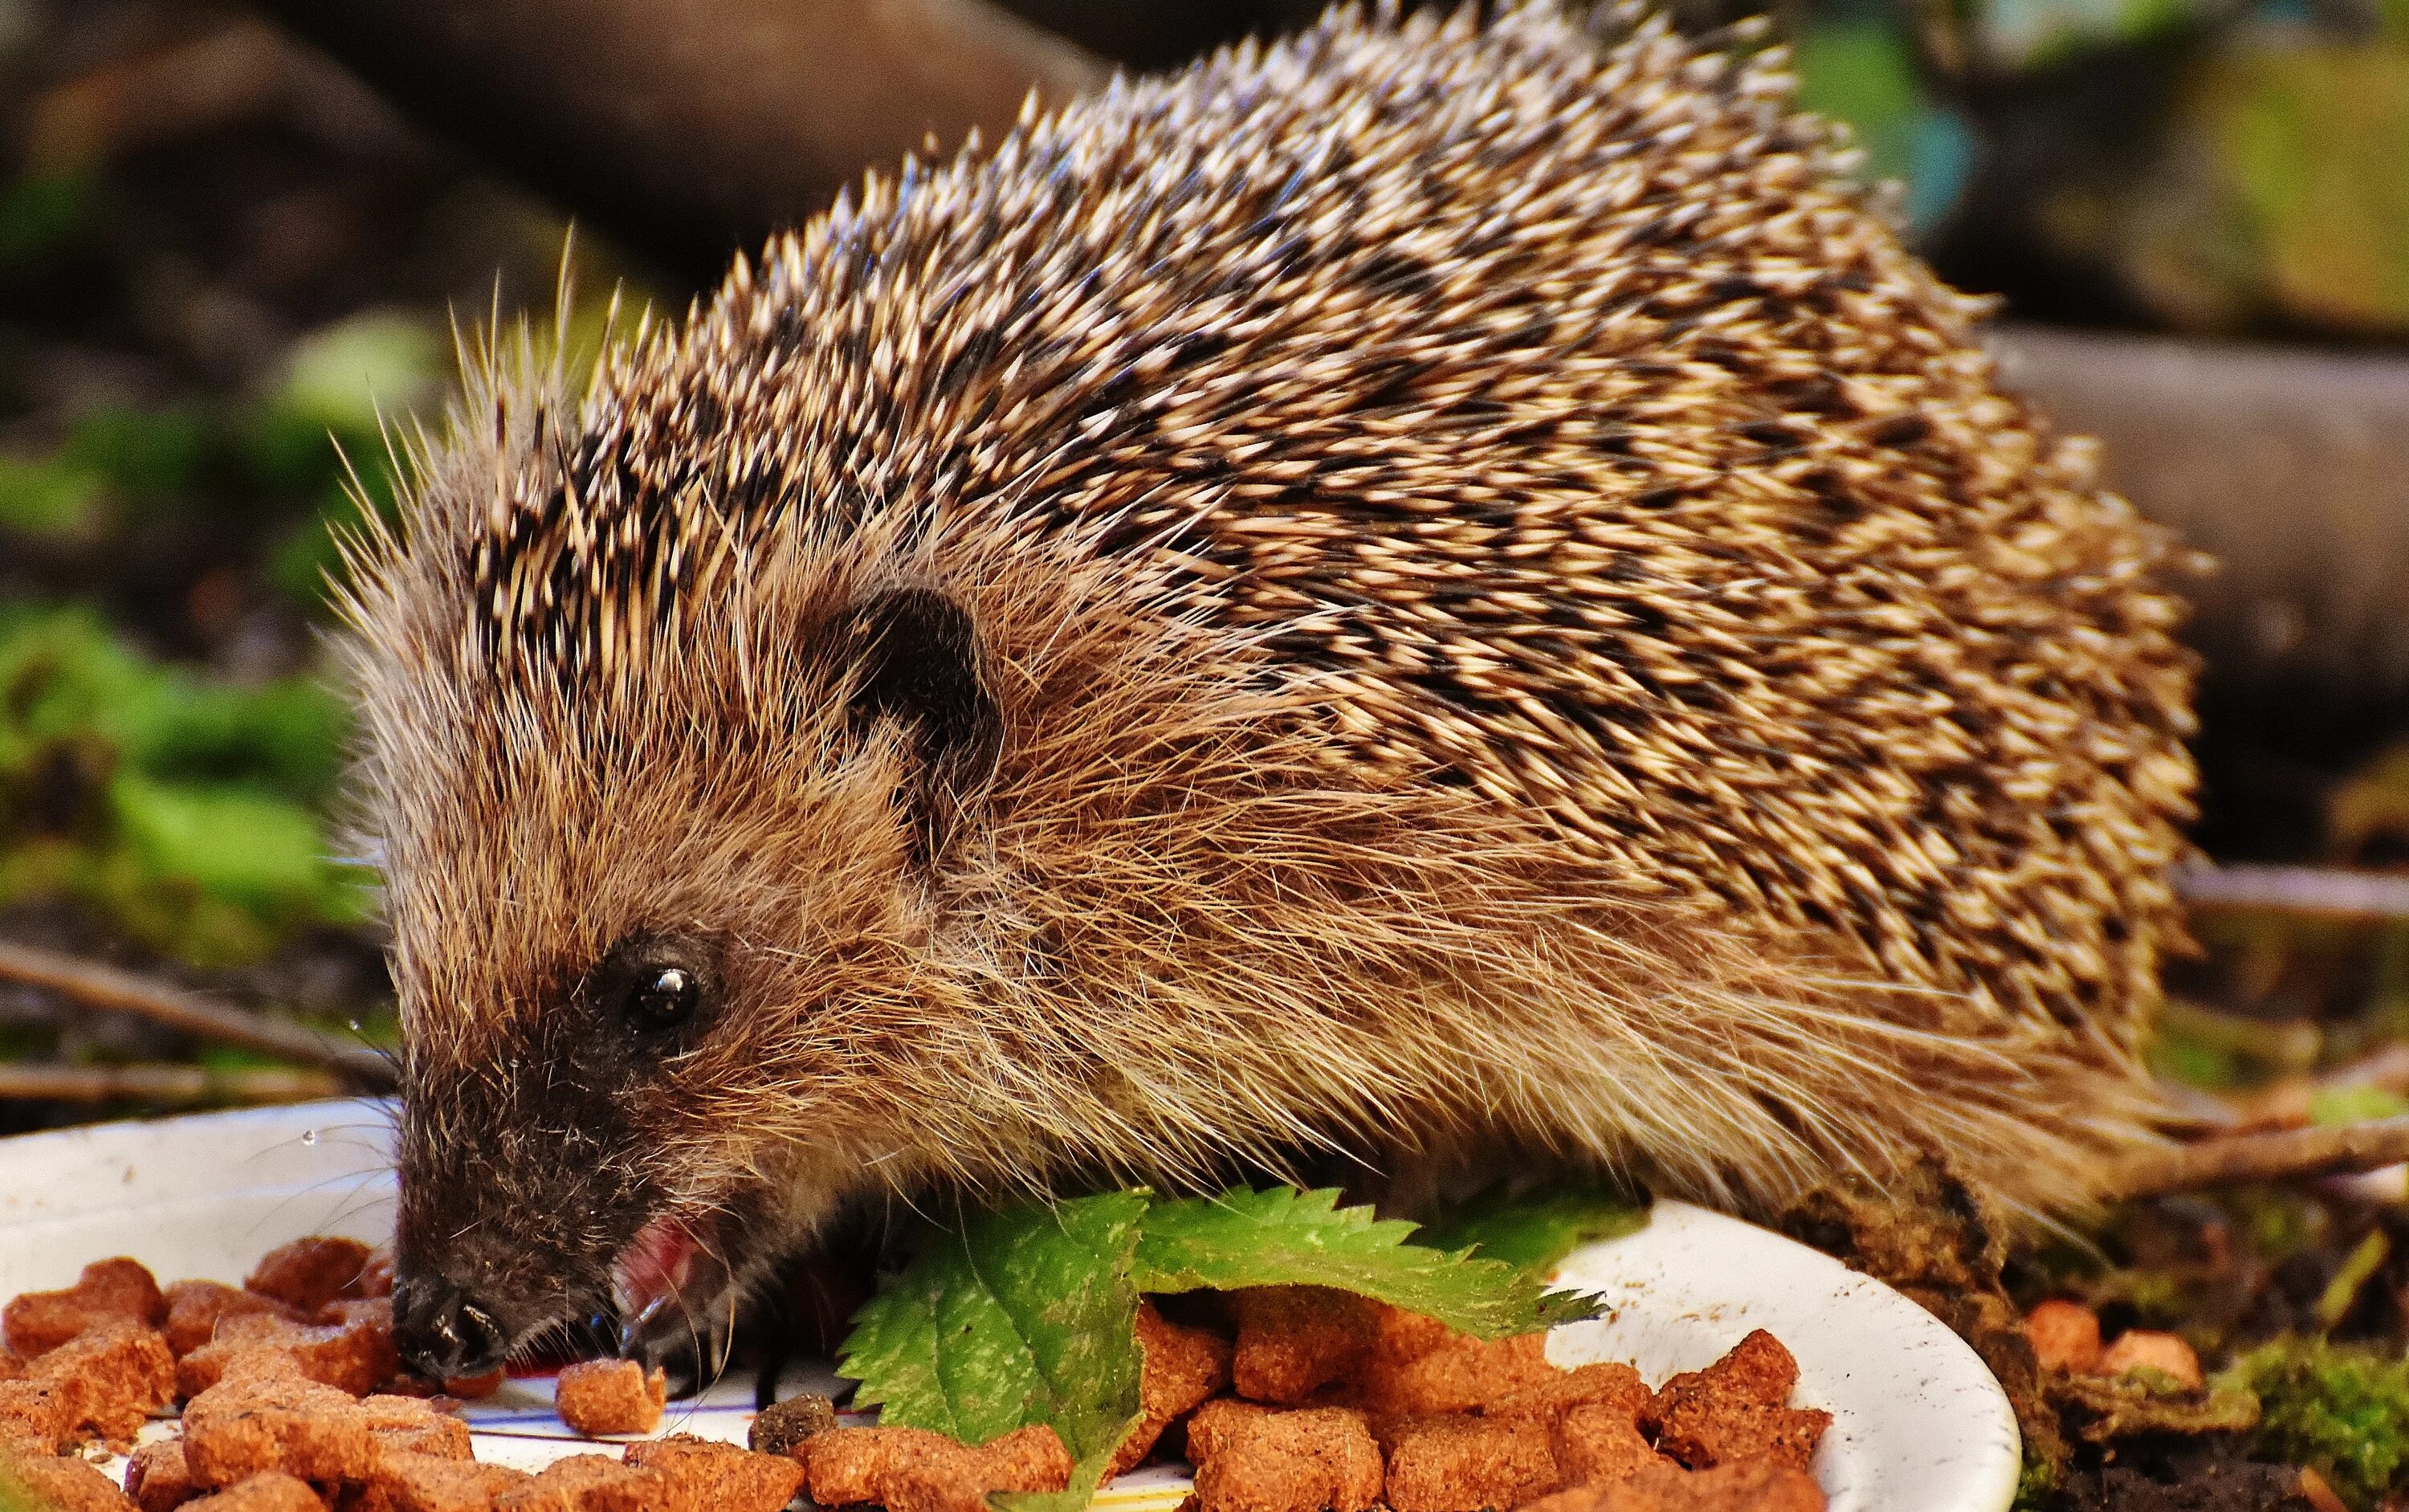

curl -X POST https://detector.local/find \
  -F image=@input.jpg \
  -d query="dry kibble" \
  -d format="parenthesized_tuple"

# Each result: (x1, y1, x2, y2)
(1377, 1412, 1557, 1512)
(804, 1424, 1073, 1512)
(551, 1359, 666, 1437)
(358, 1395, 471, 1460)
(1525, 1458, 1825, 1512)
(126, 1438, 202, 1512)
(2097, 1331, 2203, 1390)
(1229, 1288, 1375, 1404)
(244, 1239, 378, 1318)
(624, 1433, 809, 1512)
(1184, 1399, 1274, 1466)
(1647, 1334, 1828, 1473)
(1489, 1363, 1651, 1428)
(183, 1472, 327, 1512)
(3, 1258, 168, 1360)
(0, 1378, 81, 1453)
(3, 1445, 142, 1512)
(1353, 1331, 1558, 1416)
(181, 1362, 376, 1487)
(363, 1450, 533, 1512)
(1552, 1402, 1664, 1487)
(165, 1285, 306, 1362)
(2023, 1301, 2104, 1375)
(177, 1306, 398, 1399)
(1109, 1301, 1235, 1474)
(1191, 1407, 1383, 1512)
(493, 1454, 668, 1512)
(441, 1372, 503, 1402)
(748, 1392, 838, 1457)
(35, 1322, 177, 1446)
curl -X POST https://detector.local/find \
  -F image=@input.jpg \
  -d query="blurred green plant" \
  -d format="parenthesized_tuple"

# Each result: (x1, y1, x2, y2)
(0, 605, 365, 966)
(2224, 1336, 2409, 1509)
(1791, 19, 1979, 234)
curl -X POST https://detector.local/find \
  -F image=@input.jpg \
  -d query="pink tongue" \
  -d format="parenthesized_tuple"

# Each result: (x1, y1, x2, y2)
(613, 1217, 699, 1323)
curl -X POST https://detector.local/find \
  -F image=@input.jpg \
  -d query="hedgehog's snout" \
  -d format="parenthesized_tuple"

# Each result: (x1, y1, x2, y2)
(392, 1270, 511, 1381)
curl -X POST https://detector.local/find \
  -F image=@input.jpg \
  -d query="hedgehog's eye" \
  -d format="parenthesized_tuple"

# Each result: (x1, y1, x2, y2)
(627, 966, 700, 1029)
(589, 933, 718, 1040)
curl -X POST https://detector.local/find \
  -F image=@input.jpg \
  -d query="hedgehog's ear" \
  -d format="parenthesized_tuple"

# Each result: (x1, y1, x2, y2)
(835, 585, 1002, 866)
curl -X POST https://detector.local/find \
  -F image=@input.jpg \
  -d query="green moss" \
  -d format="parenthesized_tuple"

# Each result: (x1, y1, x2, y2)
(0, 605, 364, 964)
(2222, 1336, 2409, 1509)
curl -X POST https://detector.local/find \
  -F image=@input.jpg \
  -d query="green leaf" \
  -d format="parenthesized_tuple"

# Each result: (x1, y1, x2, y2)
(838, 1192, 1147, 1461)
(1412, 1180, 1650, 1275)
(1133, 1187, 1600, 1339)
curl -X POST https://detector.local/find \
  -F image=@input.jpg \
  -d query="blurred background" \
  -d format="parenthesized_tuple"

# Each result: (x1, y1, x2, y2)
(3, 3, 2409, 1500)
(2, 0, 2409, 1142)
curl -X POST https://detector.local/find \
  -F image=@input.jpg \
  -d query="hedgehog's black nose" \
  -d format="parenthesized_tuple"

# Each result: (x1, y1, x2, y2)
(392, 1274, 509, 1381)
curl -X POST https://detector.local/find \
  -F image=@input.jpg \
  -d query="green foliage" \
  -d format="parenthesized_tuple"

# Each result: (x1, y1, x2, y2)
(2223, 1336, 2409, 1509)
(842, 1185, 1609, 1510)
(842, 1192, 1148, 1457)
(0, 606, 365, 965)
(1390, 1179, 1649, 1277)
(1134, 1187, 1600, 1338)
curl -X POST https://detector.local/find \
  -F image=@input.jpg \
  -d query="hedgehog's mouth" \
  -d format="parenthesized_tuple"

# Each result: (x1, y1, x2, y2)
(609, 1212, 736, 1370)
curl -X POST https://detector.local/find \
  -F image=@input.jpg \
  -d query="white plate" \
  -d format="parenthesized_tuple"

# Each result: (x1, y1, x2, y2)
(0, 1102, 2017, 1512)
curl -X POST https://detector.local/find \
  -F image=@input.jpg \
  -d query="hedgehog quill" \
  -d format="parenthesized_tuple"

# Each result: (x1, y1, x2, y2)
(339, 2, 2198, 1381)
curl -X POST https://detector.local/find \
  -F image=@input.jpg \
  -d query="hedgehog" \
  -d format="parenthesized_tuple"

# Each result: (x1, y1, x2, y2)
(338, 1, 2199, 1381)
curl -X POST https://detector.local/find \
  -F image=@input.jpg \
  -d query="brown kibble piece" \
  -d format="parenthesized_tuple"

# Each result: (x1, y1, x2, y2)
(1229, 1289, 1374, 1405)
(1522, 1458, 1824, 1512)
(1355, 1331, 1559, 1416)
(353, 1253, 395, 1302)
(1553, 1402, 1663, 1488)
(625, 1433, 809, 1512)
(34, 1322, 177, 1445)
(494, 1454, 669, 1512)
(1111, 1301, 1236, 1474)
(360, 1395, 472, 1460)
(1191, 1406, 1383, 1512)
(2023, 1302, 2103, 1375)
(183, 1473, 326, 1512)
(803, 1424, 1073, 1512)
(748, 1392, 838, 1457)
(2097, 1330, 2203, 1390)
(365, 1450, 533, 1512)
(182, 1364, 375, 1487)
(4, 1258, 168, 1359)
(552, 1359, 666, 1437)
(178, 1307, 397, 1399)
(3, 1445, 141, 1512)
(127, 1438, 201, 1512)
(0, 1378, 80, 1452)
(1490, 1363, 1650, 1427)
(165, 1285, 305, 1361)
(442, 1372, 502, 1401)
(1184, 1399, 1274, 1466)
(1649, 1334, 1828, 1473)
(244, 1239, 378, 1318)
(1378, 1412, 1556, 1512)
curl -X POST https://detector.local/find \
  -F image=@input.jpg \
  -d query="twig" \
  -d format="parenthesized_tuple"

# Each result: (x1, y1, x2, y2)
(253, 0, 1108, 280)
(0, 1062, 345, 1106)
(0, 939, 396, 1087)
(2114, 1116, 2409, 1197)
(1989, 324, 2409, 705)
(2175, 863, 2409, 923)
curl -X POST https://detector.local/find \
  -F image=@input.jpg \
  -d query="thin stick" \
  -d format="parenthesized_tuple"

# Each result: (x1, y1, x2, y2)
(2175, 863, 2409, 923)
(2115, 1116, 2409, 1197)
(0, 1062, 346, 1105)
(0, 939, 396, 1087)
